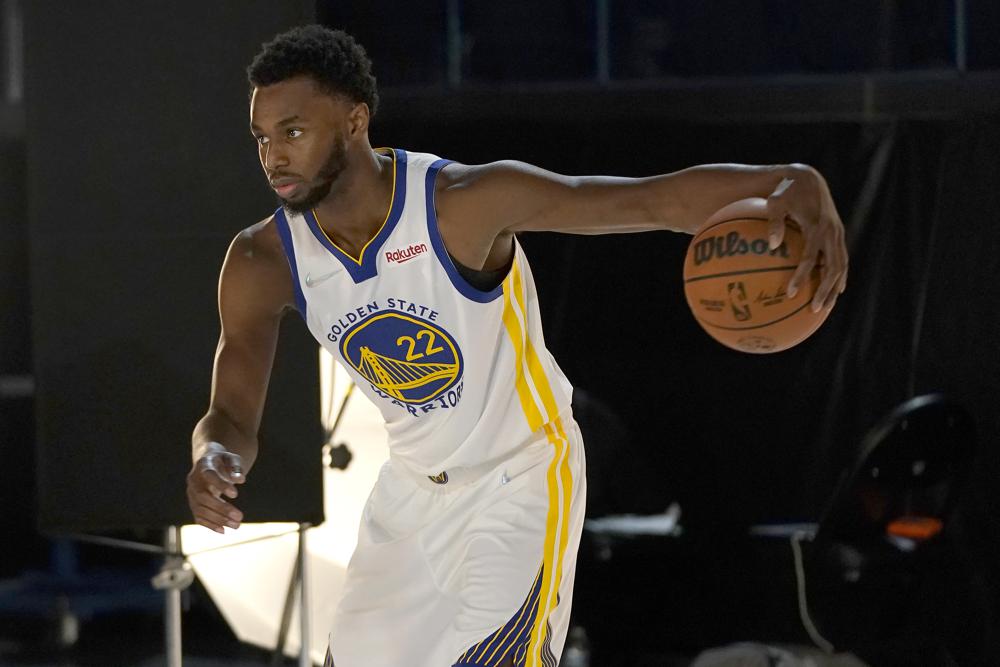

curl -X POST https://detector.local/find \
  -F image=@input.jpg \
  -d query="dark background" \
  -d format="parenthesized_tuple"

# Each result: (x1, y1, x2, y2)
(22, 0, 324, 534)
(2, 0, 999, 665)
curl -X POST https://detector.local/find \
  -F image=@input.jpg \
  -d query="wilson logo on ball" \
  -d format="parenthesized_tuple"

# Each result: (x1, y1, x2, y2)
(692, 231, 789, 266)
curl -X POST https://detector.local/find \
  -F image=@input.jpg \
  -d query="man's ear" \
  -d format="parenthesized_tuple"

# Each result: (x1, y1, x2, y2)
(347, 102, 370, 138)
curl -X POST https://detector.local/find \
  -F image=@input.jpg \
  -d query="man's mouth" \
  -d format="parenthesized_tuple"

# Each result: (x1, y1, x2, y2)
(270, 177, 302, 198)
(274, 183, 299, 198)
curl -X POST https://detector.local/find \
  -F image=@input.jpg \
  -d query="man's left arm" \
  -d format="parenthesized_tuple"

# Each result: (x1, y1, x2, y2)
(440, 160, 847, 311)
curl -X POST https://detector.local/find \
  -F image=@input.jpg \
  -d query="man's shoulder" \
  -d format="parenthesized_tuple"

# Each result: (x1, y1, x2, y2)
(221, 213, 294, 314)
(432, 161, 480, 213)
(223, 213, 291, 283)
(230, 213, 284, 263)
(435, 160, 473, 188)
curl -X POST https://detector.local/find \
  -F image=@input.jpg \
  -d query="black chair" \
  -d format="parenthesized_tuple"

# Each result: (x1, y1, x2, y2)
(802, 394, 977, 659)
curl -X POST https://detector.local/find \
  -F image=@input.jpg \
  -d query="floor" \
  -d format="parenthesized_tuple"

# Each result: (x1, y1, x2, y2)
(0, 602, 694, 667)
(0, 586, 276, 667)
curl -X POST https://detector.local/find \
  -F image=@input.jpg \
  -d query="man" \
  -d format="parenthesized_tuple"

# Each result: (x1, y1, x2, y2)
(186, 25, 847, 667)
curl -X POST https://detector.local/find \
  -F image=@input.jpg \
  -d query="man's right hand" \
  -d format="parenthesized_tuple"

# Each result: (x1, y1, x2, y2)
(186, 442, 246, 533)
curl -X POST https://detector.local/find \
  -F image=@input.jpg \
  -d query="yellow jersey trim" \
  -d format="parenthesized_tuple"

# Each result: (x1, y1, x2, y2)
(311, 147, 397, 266)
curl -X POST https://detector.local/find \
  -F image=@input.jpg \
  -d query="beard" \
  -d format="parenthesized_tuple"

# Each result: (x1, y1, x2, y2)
(279, 135, 349, 213)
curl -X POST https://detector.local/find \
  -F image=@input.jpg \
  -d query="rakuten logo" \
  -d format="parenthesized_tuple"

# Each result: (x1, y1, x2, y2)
(385, 243, 429, 264)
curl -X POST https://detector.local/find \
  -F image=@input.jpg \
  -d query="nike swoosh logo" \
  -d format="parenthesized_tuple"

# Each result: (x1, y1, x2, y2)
(304, 270, 337, 287)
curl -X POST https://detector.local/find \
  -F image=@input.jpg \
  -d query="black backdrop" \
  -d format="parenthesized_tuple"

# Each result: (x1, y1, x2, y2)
(371, 109, 1000, 658)
(25, 0, 324, 531)
(15, 1, 1000, 659)
(368, 113, 1000, 520)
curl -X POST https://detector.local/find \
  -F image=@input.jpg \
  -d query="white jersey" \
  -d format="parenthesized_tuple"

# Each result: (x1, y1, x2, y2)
(274, 148, 574, 476)
(274, 148, 585, 667)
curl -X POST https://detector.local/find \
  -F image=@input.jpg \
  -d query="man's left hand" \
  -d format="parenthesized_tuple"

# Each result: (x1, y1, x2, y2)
(765, 164, 848, 312)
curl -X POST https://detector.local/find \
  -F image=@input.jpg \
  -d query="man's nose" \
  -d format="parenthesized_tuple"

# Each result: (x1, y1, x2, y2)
(263, 143, 289, 171)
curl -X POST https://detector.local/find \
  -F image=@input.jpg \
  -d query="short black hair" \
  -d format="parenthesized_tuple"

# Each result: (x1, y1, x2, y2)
(247, 25, 379, 118)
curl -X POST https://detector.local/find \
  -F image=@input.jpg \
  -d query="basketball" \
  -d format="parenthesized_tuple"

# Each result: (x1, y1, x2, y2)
(683, 197, 830, 353)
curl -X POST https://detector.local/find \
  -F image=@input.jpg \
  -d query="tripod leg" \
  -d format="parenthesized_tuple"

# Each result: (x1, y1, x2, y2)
(164, 526, 183, 667)
(272, 550, 301, 665)
(298, 523, 312, 667)
(272, 523, 313, 665)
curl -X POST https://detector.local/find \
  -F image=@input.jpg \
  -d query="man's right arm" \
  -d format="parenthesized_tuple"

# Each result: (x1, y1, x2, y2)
(187, 218, 294, 533)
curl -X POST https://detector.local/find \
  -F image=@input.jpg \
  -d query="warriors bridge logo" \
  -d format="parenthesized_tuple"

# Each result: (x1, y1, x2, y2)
(339, 310, 464, 414)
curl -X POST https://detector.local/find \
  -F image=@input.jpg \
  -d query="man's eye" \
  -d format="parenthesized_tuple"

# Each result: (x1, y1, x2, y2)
(255, 135, 269, 146)
(287, 129, 303, 138)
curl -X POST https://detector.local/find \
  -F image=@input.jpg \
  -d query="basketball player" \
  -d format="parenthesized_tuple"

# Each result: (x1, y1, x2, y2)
(186, 25, 847, 667)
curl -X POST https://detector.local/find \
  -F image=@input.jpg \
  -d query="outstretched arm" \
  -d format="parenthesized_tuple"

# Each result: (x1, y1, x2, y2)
(439, 161, 847, 310)
(187, 220, 294, 533)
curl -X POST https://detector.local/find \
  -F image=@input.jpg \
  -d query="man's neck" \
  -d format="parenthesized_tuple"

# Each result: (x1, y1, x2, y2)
(312, 147, 394, 256)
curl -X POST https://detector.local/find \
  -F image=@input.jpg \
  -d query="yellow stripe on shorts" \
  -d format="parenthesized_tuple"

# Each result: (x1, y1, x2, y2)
(500, 259, 574, 667)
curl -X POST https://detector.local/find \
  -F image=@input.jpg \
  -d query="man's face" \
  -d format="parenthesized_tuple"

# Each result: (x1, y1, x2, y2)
(250, 76, 352, 212)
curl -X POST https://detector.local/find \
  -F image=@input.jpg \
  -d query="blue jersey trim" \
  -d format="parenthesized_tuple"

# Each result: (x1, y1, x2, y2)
(273, 207, 308, 318)
(425, 159, 505, 304)
(303, 148, 408, 284)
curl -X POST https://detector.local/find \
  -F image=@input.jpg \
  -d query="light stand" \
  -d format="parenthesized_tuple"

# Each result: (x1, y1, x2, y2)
(57, 524, 315, 666)
(297, 523, 311, 667)
(269, 523, 314, 666)
(151, 526, 193, 667)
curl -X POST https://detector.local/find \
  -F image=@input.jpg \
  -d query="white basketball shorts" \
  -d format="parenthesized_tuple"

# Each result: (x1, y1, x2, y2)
(328, 415, 586, 667)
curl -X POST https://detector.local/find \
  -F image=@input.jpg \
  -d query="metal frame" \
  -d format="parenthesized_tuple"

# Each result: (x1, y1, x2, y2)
(60, 525, 314, 666)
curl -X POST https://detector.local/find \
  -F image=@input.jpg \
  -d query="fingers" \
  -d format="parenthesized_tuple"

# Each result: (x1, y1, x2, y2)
(828, 224, 849, 306)
(195, 499, 243, 528)
(215, 481, 238, 499)
(193, 504, 237, 533)
(198, 455, 241, 496)
(837, 224, 849, 295)
(189, 489, 244, 533)
(787, 227, 821, 300)
(770, 165, 848, 310)
(187, 463, 244, 532)
(205, 467, 239, 499)
(815, 217, 849, 310)
(766, 178, 795, 250)
(189, 502, 243, 534)
(812, 235, 841, 311)
(799, 216, 849, 312)
(218, 452, 246, 486)
(195, 518, 226, 534)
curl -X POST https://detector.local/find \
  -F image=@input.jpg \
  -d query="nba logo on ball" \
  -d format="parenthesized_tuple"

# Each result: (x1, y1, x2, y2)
(683, 198, 832, 353)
